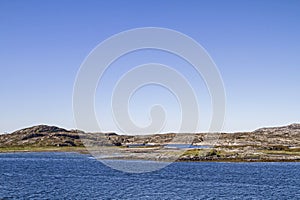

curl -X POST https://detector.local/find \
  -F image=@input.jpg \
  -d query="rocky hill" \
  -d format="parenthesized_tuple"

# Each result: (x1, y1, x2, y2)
(212, 123, 300, 148)
(0, 125, 83, 147)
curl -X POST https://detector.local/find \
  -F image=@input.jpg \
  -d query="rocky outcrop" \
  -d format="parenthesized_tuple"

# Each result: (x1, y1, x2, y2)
(14, 125, 69, 134)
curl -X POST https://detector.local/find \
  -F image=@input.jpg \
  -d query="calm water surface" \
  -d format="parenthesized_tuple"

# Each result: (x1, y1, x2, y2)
(0, 152, 299, 199)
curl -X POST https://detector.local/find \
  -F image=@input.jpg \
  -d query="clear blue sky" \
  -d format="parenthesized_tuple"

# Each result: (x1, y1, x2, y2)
(1, 0, 299, 133)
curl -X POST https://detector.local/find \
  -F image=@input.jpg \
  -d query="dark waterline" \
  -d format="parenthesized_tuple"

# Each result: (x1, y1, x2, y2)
(0, 152, 299, 199)
(164, 144, 211, 149)
(126, 144, 211, 149)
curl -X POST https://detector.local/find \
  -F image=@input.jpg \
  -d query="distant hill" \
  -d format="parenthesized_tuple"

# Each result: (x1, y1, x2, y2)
(0, 125, 83, 147)
(255, 123, 300, 132)
(1, 123, 300, 148)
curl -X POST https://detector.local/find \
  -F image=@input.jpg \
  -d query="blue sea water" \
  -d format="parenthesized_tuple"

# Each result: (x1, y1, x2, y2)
(0, 152, 299, 199)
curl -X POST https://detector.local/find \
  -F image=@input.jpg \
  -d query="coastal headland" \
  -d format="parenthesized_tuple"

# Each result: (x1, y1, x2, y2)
(1, 124, 300, 162)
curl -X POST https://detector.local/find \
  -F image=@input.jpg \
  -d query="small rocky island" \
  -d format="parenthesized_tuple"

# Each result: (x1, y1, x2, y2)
(0, 124, 300, 162)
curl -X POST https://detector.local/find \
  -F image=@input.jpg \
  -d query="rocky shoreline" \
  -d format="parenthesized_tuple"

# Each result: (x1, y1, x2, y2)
(0, 124, 300, 162)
